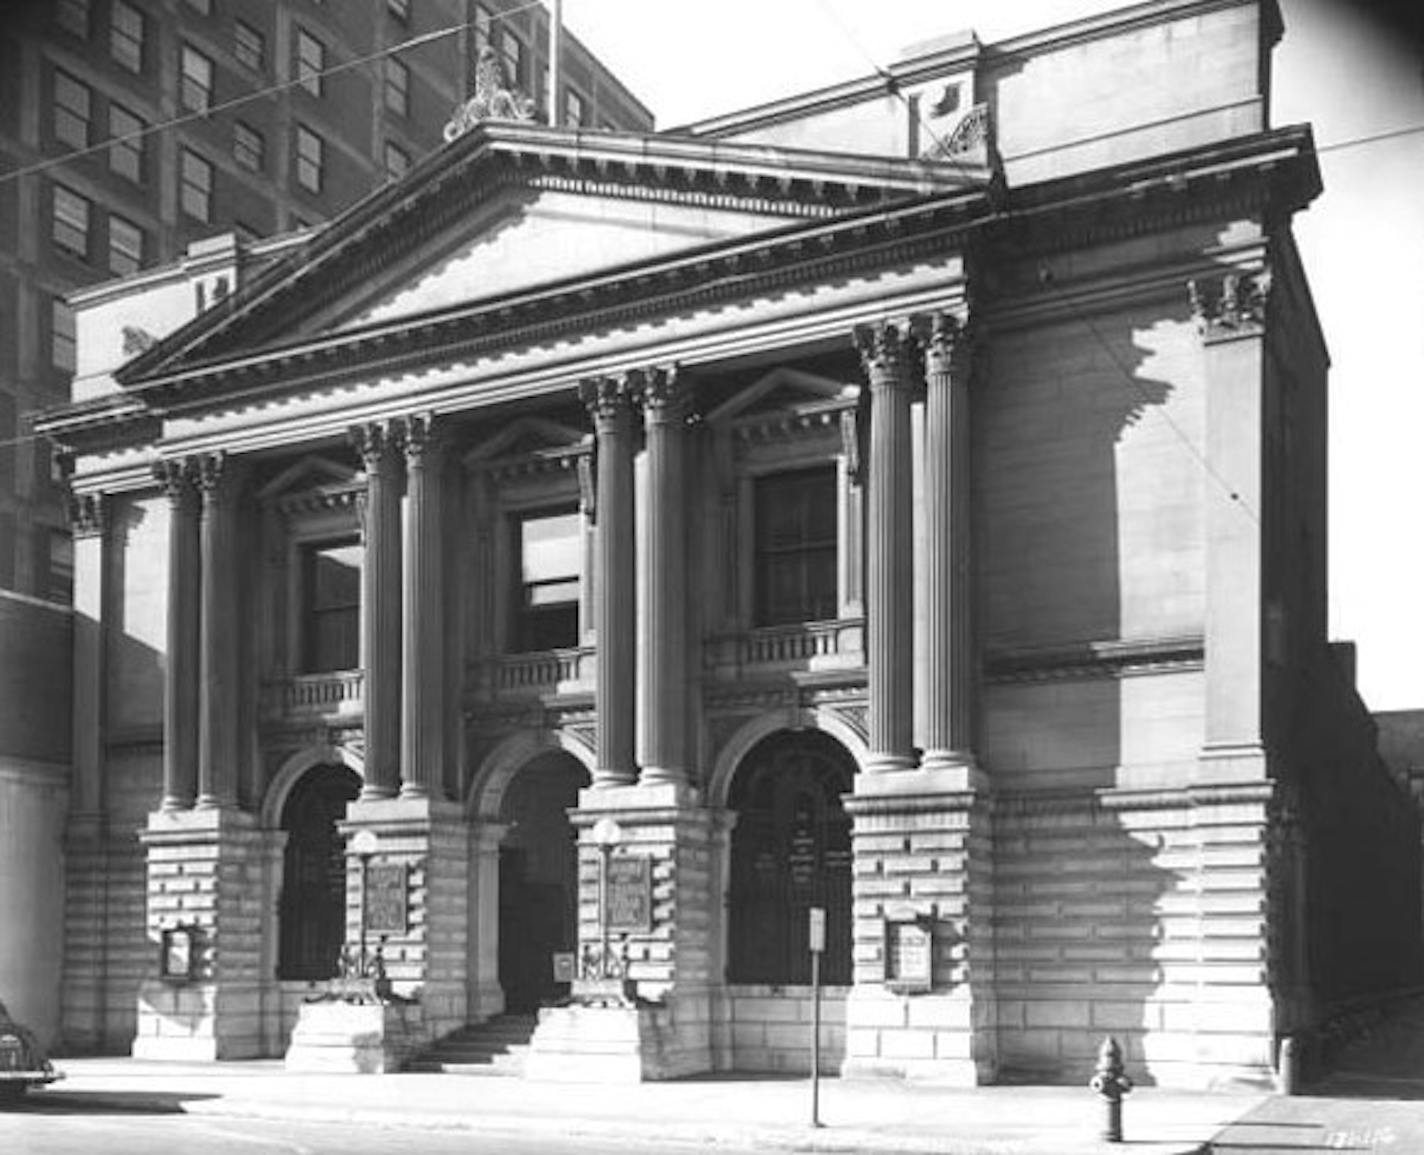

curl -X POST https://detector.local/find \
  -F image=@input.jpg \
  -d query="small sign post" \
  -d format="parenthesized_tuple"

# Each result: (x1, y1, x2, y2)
(808, 906, 826, 1129)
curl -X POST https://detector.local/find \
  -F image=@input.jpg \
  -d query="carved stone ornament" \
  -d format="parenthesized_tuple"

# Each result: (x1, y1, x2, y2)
(914, 311, 972, 377)
(638, 365, 686, 420)
(920, 103, 992, 163)
(348, 420, 399, 474)
(579, 374, 639, 425)
(854, 321, 916, 387)
(67, 492, 107, 538)
(1188, 269, 1272, 340)
(152, 457, 195, 502)
(443, 45, 536, 142)
(121, 325, 158, 357)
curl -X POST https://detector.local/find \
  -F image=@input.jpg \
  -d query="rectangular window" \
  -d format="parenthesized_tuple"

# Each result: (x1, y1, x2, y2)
(110, 0, 145, 73)
(53, 69, 92, 150)
(52, 184, 91, 260)
(383, 141, 409, 182)
(473, 5, 491, 55)
(56, 0, 89, 39)
(43, 529, 74, 604)
(180, 44, 215, 112)
(499, 27, 523, 89)
(108, 103, 145, 182)
(754, 467, 838, 626)
(302, 540, 360, 672)
(387, 0, 410, 20)
(234, 20, 265, 71)
(564, 88, 586, 129)
(384, 58, 409, 116)
(295, 28, 324, 97)
(52, 298, 76, 372)
(179, 148, 214, 221)
(108, 214, 143, 276)
(295, 124, 323, 193)
(233, 121, 264, 171)
(513, 509, 581, 652)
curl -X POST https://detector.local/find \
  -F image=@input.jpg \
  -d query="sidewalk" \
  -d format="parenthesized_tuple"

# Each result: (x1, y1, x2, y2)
(31, 1058, 1266, 1154)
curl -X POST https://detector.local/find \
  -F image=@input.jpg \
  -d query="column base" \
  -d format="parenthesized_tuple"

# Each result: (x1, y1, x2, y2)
(283, 999, 425, 1074)
(523, 991, 712, 1082)
(864, 753, 919, 774)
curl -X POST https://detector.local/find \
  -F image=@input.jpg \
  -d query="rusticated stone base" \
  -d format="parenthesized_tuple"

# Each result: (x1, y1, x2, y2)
(282, 1000, 424, 1074)
(523, 995, 710, 1082)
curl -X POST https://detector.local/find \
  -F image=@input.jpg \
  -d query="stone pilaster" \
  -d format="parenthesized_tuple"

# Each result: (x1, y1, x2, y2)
(196, 453, 239, 809)
(918, 313, 978, 774)
(468, 821, 509, 1021)
(855, 322, 917, 773)
(581, 375, 638, 787)
(134, 808, 270, 1060)
(400, 413, 445, 799)
(67, 492, 107, 820)
(638, 367, 689, 787)
(350, 421, 403, 799)
(1189, 269, 1271, 782)
(154, 459, 200, 811)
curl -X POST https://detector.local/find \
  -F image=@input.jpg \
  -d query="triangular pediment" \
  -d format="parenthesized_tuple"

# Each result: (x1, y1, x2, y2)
(114, 124, 985, 389)
(463, 416, 590, 466)
(257, 454, 358, 499)
(710, 367, 858, 424)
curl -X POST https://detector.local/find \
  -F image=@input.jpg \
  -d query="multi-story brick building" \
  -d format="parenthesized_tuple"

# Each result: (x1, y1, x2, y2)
(33, 0, 1422, 1086)
(0, 0, 648, 1047)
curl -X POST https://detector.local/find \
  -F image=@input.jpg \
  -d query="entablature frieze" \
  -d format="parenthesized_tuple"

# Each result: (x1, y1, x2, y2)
(984, 634, 1204, 684)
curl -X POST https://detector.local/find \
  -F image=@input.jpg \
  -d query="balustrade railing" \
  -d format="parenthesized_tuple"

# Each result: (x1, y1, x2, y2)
(480, 647, 595, 696)
(261, 670, 364, 718)
(706, 618, 865, 674)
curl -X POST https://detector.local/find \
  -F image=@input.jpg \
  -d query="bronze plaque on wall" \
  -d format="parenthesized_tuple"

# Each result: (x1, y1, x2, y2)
(884, 919, 933, 991)
(364, 863, 408, 935)
(606, 856, 652, 932)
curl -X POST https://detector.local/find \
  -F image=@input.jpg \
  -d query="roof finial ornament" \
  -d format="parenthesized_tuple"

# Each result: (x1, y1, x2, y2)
(443, 44, 535, 142)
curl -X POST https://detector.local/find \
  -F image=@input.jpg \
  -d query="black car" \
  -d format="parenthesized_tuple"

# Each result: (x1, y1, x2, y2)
(0, 999, 62, 1104)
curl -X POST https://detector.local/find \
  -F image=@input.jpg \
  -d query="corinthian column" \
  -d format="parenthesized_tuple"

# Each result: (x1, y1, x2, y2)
(639, 366, 688, 787)
(581, 375, 638, 787)
(918, 313, 977, 772)
(196, 452, 239, 808)
(400, 413, 445, 799)
(350, 421, 403, 799)
(155, 459, 200, 810)
(855, 322, 917, 773)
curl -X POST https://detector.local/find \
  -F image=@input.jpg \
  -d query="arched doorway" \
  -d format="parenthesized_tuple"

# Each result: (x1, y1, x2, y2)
(498, 751, 585, 1013)
(728, 730, 854, 984)
(278, 763, 361, 980)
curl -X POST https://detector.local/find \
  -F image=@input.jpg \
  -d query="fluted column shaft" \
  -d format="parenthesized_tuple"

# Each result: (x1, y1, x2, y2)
(156, 460, 200, 810)
(351, 422, 403, 799)
(856, 323, 917, 772)
(639, 367, 688, 786)
(582, 376, 638, 787)
(196, 452, 239, 807)
(401, 414, 445, 799)
(920, 314, 976, 770)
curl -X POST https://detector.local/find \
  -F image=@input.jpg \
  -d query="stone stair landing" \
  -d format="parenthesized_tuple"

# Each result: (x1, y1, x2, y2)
(407, 1014, 537, 1076)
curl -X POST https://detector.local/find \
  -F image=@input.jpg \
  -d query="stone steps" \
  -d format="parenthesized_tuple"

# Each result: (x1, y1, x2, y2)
(407, 1014, 538, 1076)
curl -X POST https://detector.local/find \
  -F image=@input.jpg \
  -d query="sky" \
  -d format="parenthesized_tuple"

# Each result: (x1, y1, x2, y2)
(559, 0, 1424, 712)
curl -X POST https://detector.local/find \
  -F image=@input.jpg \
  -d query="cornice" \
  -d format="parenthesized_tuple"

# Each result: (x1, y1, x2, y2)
(984, 635, 1204, 684)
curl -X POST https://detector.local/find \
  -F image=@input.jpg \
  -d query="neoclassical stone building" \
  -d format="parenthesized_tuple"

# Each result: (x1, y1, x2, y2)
(37, 0, 1421, 1087)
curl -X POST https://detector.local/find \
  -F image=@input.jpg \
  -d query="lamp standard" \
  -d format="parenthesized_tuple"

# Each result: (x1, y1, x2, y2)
(591, 817, 620, 978)
(351, 829, 378, 974)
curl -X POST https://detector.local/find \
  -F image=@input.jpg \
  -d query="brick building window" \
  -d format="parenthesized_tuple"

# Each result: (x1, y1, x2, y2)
(383, 141, 409, 182)
(295, 125, 323, 193)
(52, 185, 91, 261)
(301, 539, 360, 673)
(110, 0, 145, 73)
(108, 103, 145, 182)
(108, 214, 144, 276)
(53, 69, 91, 150)
(179, 148, 214, 221)
(473, 5, 492, 55)
(753, 466, 838, 626)
(499, 27, 523, 89)
(513, 508, 581, 652)
(233, 121, 264, 171)
(564, 88, 586, 129)
(385, 58, 409, 116)
(180, 44, 215, 112)
(234, 20, 265, 71)
(56, 0, 89, 39)
(295, 28, 324, 97)
(51, 298, 76, 371)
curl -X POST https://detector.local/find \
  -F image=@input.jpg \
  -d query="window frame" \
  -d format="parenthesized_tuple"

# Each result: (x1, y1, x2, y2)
(234, 19, 265, 72)
(233, 120, 265, 171)
(300, 537, 362, 674)
(498, 27, 523, 90)
(179, 148, 214, 222)
(52, 184, 92, 262)
(384, 57, 409, 117)
(751, 465, 840, 628)
(109, 0, 145, 73)
(294, 124, 324, 194)
(107, 103, 145, 183)
(53, 68, 92, 150)
(295, 28, 325, 98)
(107, 213, 144, 276)
(180, 43, 216, 113)
(510, 506, 583, 654)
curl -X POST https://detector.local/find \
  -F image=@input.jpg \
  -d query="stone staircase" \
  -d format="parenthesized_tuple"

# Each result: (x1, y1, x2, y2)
(407, 1014, 538, 1076)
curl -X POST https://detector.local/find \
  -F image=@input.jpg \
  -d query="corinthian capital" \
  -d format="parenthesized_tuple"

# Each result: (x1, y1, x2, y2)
(854, 320, 916, 388)
(349, 420, 401, 475)
(398, 412, 440, 467)
(580, 374, 638, 426)
(638, 365, 690, 423)
(914, 311, 973, 378)
(68, 492, 107, 538)
(1188, 269, 1272, 342)
(152, 457, 196, 503)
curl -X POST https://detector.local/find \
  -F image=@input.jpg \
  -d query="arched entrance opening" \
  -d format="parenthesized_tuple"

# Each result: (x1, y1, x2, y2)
(728, 730, 854, 985)
(498, 751, 586, 1013)
(278, 763, 361, 980)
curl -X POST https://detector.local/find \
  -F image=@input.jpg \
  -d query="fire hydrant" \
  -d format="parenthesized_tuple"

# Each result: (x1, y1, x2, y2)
(1089, 1035, 1133, 1142)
